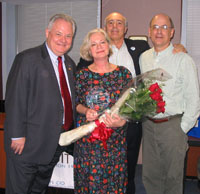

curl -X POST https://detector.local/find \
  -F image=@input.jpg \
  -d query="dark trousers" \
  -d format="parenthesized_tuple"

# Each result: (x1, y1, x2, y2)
(5, 145, 66, 194)
(126, 122, 142, 194)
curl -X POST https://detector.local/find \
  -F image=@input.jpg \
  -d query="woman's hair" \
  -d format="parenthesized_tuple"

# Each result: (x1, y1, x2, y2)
(80, 28, 113, 61)
(47, 13, 76, 34)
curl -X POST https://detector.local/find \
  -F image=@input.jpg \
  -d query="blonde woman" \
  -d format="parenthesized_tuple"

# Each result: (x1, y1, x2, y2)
(74, 28, 132, 193)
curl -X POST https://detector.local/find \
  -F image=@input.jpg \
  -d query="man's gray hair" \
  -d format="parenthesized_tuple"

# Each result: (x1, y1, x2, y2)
(47, 13, 76, 34)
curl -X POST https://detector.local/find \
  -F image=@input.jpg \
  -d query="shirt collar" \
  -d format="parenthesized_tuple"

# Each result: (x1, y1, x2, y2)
(153, 43, 173, 58)
(111, 40, 126, 51)
(45, 42, 64, 63)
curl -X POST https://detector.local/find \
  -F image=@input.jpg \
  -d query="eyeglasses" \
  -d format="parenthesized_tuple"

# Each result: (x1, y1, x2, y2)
(151, 25, 172, 30)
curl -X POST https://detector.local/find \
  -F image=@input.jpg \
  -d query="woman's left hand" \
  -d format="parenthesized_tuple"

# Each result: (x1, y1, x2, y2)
(103, 112, 126, 128)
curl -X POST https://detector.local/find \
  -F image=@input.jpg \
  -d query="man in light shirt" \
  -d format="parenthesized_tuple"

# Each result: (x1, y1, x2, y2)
(139, 13, 200, 194)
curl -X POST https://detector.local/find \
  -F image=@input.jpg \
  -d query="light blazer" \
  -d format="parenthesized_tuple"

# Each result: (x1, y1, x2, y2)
(4, 43, 76, 164)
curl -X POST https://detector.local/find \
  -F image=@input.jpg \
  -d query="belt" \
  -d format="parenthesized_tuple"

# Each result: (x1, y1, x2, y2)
(147, 114, 182, 123)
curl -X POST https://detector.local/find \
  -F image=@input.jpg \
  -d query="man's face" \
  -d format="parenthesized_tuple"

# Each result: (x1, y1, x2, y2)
(46, 19, 73, 56)
(149, 14, 174, 51)
(104, 13, 127, 42)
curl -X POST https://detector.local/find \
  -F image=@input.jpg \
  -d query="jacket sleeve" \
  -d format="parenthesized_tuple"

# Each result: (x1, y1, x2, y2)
(5, 52, 30, 138)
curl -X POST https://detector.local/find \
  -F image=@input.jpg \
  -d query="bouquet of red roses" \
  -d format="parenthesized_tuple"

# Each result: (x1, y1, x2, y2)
(59, 68, 172, 146)
(118, 81, 166, 121)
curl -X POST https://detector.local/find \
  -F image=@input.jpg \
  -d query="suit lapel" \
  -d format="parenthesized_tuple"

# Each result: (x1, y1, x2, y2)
(64, 55, 77, 124)
(41, 43, 63, 102)
(124, 39, 141, 75)
(64, 56, 75, 100)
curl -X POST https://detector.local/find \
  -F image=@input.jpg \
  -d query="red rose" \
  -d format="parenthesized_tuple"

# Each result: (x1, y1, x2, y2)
(154, 88, 162, 93)
(149, 82, 160, 92)
(150, 92, 163, 101)
(157, 106, 165, 113)
(157, 101, 165, 107)
(156, 101, 165, 113)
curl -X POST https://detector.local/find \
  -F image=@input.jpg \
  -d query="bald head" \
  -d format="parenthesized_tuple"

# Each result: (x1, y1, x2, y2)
(104, 12, 127, 27)
(150, 13, 174, 29)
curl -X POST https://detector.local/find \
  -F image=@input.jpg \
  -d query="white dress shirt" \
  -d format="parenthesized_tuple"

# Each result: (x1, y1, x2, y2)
(109, 41, 136, 77)
(46, 43, 71, 95)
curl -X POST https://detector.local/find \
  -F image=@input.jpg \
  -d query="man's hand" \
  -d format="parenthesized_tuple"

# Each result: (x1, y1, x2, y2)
(173, 44, 187, 54)
(11, 137, 26, 155)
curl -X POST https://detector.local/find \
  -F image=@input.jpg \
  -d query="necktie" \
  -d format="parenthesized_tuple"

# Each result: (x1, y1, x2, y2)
(57, 56, 73, 130)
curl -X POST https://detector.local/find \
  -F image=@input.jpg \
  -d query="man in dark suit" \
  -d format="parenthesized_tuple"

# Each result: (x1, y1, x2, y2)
(77, 12, 150, 194)
(4, 14, 76, 194)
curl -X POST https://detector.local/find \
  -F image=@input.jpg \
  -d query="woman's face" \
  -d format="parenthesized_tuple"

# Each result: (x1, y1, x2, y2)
(89, 32, 109, 60)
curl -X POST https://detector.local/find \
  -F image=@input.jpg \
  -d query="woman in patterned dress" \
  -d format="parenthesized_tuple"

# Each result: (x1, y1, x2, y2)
(74, 28, 132, 194)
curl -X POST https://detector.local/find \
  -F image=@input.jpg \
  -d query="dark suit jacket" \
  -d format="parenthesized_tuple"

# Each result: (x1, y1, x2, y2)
(77, 38, 150, 76)
(4, 43, 76, 164)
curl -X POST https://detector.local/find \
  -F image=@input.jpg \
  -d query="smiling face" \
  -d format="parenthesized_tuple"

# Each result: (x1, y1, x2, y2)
(46, 19, 73, 56)
(104, 12, 127, 42)
(149, 14, 175, 52)
(89, 32, 109, 60)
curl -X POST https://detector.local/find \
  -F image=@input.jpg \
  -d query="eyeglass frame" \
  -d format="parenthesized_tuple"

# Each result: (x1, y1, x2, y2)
(151, 24, 173, 30)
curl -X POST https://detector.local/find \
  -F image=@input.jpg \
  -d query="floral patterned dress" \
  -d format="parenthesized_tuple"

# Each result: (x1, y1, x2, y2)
(74, 66, 132, 194)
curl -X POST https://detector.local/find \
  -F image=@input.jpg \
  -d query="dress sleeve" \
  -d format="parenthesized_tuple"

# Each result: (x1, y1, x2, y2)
(122, 66, 133, 87)
(75, 69, 87, 106)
